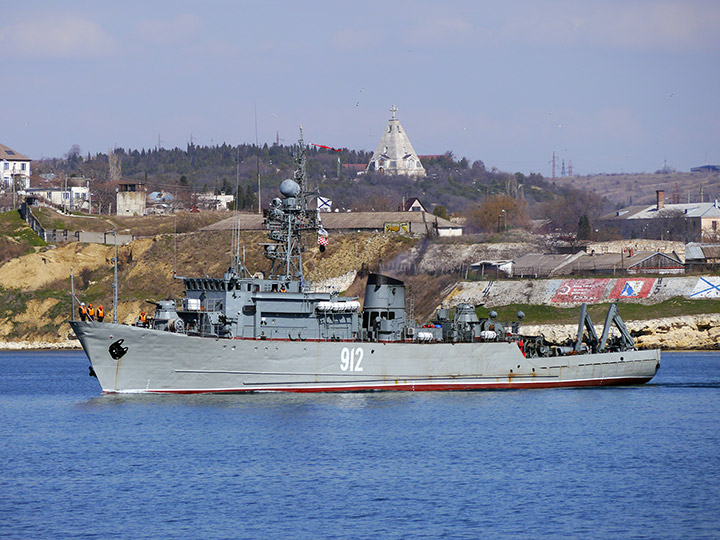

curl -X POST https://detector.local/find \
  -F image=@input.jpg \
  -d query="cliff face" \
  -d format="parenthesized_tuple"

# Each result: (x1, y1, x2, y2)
(523, 314, 720, 350)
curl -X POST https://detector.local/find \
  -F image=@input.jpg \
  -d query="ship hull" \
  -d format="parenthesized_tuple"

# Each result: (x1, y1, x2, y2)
(71, 321, 661, 394)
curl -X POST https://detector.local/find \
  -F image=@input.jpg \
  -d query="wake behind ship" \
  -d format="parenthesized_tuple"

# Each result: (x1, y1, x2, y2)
(71, 131, 660, 394)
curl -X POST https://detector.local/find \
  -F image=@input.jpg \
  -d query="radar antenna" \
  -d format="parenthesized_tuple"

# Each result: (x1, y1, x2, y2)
(262, 126, 319, 283)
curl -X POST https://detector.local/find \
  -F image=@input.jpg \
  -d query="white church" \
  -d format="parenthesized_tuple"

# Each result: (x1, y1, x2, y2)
(366, 106, 426, 177)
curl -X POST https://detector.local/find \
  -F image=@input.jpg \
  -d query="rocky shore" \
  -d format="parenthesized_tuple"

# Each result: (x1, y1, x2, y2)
(523, 313, 720, 350)
(0, 340, 81, 350)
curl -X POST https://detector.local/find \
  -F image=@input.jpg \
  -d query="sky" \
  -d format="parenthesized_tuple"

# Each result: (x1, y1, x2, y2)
(1, 0, 719, 176)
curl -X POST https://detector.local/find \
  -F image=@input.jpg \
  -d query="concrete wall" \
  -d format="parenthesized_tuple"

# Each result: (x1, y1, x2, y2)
(116, 192, 146, 216)
(444, 275, 720, 307)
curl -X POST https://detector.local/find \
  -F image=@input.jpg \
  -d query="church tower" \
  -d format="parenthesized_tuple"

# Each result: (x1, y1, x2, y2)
(366, 105, 426, 177)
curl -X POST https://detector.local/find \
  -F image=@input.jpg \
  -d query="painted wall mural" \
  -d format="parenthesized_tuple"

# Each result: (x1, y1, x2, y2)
(609, 278, 657, 299)
(690, 277, 720, 298)
(552, 279, 610, 304)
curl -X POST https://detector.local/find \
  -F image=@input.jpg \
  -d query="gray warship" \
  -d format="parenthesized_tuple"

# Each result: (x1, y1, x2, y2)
(71, 132, 660, 394)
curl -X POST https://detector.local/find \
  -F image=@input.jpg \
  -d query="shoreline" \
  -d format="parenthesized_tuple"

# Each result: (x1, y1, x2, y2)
(0, 340, 81, 351)
(2, 313, 719, 351)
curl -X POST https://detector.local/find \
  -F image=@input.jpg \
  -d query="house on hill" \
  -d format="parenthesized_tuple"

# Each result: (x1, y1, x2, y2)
(598, 189, 720, 242)
(146, 190, 175, 214)
(25, 185, 90, 212)
(0, 143, 31, 190)
(685, 243, 720, 270)
(402, 197, 427, 212)
(198, 192, 234, 211)
(510, 250, 684, 277)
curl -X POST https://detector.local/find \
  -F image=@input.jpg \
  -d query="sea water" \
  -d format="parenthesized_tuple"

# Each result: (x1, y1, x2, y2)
(1, 350, 719, 539)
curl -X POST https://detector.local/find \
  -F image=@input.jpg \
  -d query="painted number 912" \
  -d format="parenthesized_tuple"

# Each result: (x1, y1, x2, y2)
(340, 347, 364, 372)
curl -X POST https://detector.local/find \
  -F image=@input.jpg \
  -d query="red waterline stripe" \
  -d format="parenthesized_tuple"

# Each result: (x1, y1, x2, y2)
(109, 376, 654, 394)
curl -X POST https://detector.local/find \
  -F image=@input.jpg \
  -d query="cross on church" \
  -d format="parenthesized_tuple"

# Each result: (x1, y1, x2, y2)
(390, 105, 398, 119)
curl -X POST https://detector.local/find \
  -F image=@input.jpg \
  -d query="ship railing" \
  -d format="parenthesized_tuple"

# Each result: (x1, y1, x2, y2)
(180, 298, 224, 312)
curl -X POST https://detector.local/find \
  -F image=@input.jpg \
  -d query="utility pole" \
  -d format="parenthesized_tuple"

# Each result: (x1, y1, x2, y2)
(70, 268, 75, 321)
(173, 214, 177, 276)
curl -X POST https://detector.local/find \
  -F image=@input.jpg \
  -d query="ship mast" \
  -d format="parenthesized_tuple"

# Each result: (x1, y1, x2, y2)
(229, 145, 249, 278)
(262, 126, 319, 283)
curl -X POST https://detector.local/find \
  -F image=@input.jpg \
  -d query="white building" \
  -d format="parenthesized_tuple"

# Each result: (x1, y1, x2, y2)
(366, 106, 426, 177)
(117, 182, 147, 215)
(25, 185, 90, 211)
(1, 143, 31, 190)
(198, 192, 235, 211)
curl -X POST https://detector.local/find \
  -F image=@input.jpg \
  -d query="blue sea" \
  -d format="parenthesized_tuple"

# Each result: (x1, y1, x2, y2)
(1, 350, 719, 540)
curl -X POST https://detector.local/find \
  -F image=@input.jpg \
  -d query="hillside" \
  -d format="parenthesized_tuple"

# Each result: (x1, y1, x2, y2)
(551, 170, 720, 207)
(31, 206, 230, 236)
(3, 206, 720, 348)
(33, 144, 558, 218)
(0, 227, 417, 345)
(0, 210, 46, 265)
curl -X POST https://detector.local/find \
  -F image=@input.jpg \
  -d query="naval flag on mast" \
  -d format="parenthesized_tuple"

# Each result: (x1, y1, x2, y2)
(317, 196, 332, 212)
(317, 216, 329, 251)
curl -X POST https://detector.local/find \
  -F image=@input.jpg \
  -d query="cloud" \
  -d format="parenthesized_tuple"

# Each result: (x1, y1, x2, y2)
(577, 1, 720, 51)
(331, 28, 377, 51)
(134, 14, 204, 45)
(404, 15, 474, 47)
(0, 15, 116, 59)
(501, 1, 720, 52)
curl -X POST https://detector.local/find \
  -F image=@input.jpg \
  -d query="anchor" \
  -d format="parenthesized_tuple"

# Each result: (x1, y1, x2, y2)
(108, 339, 128, 360)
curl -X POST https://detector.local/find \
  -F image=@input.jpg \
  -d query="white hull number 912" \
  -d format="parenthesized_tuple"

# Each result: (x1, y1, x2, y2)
(340, 347, 364, 372)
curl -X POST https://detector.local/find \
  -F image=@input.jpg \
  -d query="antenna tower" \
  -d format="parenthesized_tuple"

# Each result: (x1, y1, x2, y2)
(255, 104, 261, 214)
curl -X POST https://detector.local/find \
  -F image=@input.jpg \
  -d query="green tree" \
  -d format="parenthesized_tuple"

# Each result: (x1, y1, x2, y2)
(244, 185, 256, 210)
(577, 214, 592, 240)
(233, 186, 246, 211)
(219, 178, 233, 195)
(432, 205, 448, 220)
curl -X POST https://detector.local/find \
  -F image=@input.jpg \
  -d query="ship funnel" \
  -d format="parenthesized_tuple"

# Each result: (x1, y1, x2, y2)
(363, 274, 405, 311)
(362, 274, 407, 341)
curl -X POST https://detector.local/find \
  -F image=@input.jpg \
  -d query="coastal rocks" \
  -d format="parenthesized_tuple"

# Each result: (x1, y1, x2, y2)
(523, 313, 720, 350)
(0, 339, 79, 350)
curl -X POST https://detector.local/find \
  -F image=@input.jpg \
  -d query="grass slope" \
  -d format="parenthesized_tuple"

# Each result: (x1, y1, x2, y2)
(485, 297, 720, 326)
